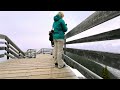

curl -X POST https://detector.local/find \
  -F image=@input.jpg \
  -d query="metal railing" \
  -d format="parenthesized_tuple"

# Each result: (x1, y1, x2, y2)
(37, 48, 53, 55)
(63, 11, 120, 79)
(25, 49, 36, 58)
(0, 34, 25, 60)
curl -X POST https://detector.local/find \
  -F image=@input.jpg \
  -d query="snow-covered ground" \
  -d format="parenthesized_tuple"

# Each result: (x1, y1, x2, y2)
(69, 66, 86, 79)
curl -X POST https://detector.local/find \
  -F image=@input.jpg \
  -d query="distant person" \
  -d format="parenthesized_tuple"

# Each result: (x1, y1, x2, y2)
(49, 30, 54, 47)
(52, 12, 68, 69)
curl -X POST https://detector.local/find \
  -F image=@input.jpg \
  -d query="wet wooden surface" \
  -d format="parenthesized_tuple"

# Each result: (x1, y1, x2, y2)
(0, 54, 78, 79)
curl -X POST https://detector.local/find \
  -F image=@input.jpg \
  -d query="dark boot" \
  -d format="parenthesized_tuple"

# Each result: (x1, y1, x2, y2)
(58, 64, 66, 69)
(55, 63, 58, 67)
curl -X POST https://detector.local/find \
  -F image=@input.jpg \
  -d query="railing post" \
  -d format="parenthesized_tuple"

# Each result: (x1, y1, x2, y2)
(64, 37, 66, 55)
(19, 51, 21, 58)
(7, 42, 9, 60)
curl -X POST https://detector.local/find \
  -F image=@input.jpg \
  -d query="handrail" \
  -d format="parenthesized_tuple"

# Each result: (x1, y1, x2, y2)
(63, 11, 120, 79)
(65, 11, 120, 39)
(37, 48, 53, 54)
(5, 36, 25, 56)
(0, 54, 4, 58)
(63, 54, 103, 79)
(64, 48, 120, 72)
(0, 34, 25, 59)
(66, 28, 120, 44)
(0, 34, 5, 39)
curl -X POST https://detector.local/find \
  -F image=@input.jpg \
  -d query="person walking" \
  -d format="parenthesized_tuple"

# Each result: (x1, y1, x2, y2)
(52, 12, 68, 69)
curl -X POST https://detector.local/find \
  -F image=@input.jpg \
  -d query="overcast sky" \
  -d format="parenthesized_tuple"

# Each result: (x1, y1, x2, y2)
(0, 11, 120, 54)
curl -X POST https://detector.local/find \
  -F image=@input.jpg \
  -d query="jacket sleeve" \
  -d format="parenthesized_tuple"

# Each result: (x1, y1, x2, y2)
(52, 23, 54, 30)
(60, 19, 68, 32)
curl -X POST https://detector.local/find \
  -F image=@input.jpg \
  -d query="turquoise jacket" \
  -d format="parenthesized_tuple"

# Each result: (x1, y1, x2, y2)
(53, 15, 68, 39)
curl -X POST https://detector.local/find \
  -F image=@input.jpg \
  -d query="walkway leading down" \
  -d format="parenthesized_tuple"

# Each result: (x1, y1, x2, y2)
(0, 54, 78, 79)
(2, 11, 120, 79)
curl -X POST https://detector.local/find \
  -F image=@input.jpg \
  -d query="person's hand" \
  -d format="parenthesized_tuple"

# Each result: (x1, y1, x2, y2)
(51, 30, 54, 33)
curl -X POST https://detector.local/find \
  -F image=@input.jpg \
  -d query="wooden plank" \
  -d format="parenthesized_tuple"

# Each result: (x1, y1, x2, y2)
(0, 62, 54, 66)
(0, 54, 78, 79)
(63, 54, 102, 79)
(5, 47, 20, 58)
(5, 42, 20, 55)
(0, 62, 53, 66)
(63, 52, 118, 79)
(0, 65, 55, 70)
(0, 67, 52, 71)
(52, 72, 76, 78)
(3, 75, 78, 79)
(0, 54, 4, 58)
(3, 76, 30, 79)
(65, 11, 120, 39)
(4, 53, 15, 59)
(0, 62, 53, 65)
(0, 63, 70, 71)
(56, 76, 79, 79)
(66, 28, 120, 44)
(0, 67, 74, 78)
(0, 60, 53, 65)
(0, 67, 71, 75)
(0, 34, 5, 39)
(64, 48, 120, 70)
(0, 70, 75, 79)
(0, 66, 71, 72)
(0, 71, 50, 78)
(0, 47, 5, 50)
(27, 74, 51, 79)
(0, 69, 50, 75)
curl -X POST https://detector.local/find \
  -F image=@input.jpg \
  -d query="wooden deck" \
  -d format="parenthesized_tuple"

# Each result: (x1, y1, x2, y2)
(0, 54, 78, 79)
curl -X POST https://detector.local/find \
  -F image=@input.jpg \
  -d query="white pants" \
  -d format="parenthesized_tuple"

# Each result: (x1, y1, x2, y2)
(53, 39, 65, 68)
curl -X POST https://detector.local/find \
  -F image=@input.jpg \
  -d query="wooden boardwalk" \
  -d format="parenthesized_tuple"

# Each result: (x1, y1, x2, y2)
(0, 54, 78, 79)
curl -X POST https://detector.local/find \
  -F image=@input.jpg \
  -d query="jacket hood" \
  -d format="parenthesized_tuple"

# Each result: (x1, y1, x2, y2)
(54, 15, 61, 22)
